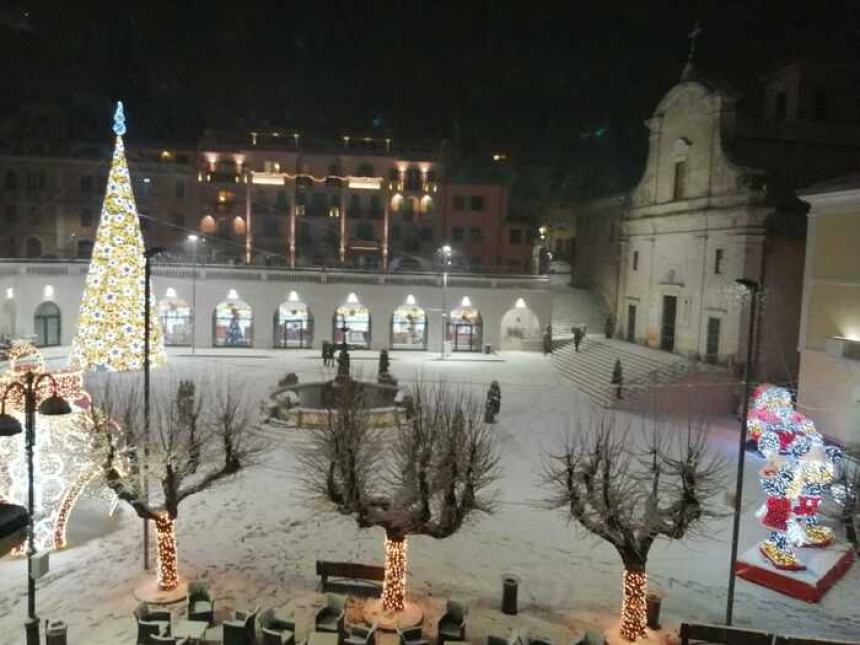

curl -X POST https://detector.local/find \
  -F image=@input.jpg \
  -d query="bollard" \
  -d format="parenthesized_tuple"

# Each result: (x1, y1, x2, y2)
(45, 620, 68, 645)
(645, 591, 662, 630)
(502, 574, 520, 615)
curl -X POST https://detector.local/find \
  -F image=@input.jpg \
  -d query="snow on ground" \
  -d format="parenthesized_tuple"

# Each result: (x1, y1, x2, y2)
(0, 348, 858, 644)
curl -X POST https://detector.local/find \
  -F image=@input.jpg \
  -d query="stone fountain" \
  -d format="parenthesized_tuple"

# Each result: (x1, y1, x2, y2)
(267, 344, 408, 429)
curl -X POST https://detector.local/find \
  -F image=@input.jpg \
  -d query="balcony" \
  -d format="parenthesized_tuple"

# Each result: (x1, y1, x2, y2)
(206, 171, 240, 184)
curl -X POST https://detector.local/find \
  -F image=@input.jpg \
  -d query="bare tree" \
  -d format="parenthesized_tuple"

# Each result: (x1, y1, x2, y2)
(89, 374, 259, 592)
(829, 445, 860, 552)
(541, 411, 725, 642)
(299, 381, 499, 615)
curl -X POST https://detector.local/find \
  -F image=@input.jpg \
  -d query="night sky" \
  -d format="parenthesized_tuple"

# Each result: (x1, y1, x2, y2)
(2, 1, 859, 189)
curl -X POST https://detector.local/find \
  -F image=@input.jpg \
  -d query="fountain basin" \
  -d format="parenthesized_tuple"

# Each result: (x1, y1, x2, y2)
(269, 378, 405, 429)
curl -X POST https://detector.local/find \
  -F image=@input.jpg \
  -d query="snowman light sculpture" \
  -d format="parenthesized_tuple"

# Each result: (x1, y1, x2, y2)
(751, 385, 842, 570)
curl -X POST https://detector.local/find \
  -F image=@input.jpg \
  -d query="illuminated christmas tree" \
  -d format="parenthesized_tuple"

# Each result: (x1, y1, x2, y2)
(69, 102, 165, 371)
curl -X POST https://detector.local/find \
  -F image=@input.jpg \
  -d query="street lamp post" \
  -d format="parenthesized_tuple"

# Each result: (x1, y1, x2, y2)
(0, 375, 71, 645)
(725, 278, 759, 625)
(438, 245, 452, 359)
(143, 247, 165, 571)
(187, 235, 201, 355)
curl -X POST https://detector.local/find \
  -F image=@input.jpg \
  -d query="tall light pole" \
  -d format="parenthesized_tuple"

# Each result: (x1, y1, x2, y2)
(438, 245, 452, 359)
(143, 247, 165, 571)
(725, 278, 759, 625)
(0, 376, 71, 645)
(187, 235, 201, 355)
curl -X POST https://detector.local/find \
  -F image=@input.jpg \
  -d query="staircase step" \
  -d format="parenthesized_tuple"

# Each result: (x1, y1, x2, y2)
(552, 338, 694, 408)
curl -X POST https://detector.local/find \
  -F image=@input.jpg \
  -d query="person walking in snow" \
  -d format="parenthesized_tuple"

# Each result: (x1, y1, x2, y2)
(542, 325, 552, 355)
(573, 326, 583, 352)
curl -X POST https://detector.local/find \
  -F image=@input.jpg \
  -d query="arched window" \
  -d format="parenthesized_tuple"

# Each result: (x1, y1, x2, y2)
(25, 237, 42, 259)
(391, 303, 427, 350)
(447, 305, 483, 352)
(390, 194, 403, 212)
(213, 299, 253, 347)
(333, 298, 371, 349)
(158, 298, 193, 346)
(274, 301, 313, 348)
(34, 301, 61, 347)
(200, 215, 216, 233)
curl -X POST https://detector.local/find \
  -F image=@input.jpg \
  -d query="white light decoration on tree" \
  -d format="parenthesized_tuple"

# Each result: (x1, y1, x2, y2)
(750, 384, 842, 570)
(69, 101, 166, 372)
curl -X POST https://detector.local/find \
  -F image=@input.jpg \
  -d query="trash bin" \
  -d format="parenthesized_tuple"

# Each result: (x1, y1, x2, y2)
(502, 574, 520, 615)
(645, 591, 662, 630)
(484, 343, 493, 354)
(45, 621, 68, 645)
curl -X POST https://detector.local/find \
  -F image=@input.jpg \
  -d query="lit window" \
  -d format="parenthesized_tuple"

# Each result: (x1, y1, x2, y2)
(200, 215, 216, 233)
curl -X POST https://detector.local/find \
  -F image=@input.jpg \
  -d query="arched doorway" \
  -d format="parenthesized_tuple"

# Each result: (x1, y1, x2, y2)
(447, 304, 482, 352)
(34, 301, 61, 346)
(213, 299, 253, 347)
(158, 298, 193, 346)
(274, 301, 313, 348)
(500, 301, 541, 350)
(391, 302, 427, 350)
(333, 295, 371, 349)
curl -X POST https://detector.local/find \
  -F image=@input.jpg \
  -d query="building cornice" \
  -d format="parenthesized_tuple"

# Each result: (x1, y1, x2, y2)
(802, 187, 860, 213)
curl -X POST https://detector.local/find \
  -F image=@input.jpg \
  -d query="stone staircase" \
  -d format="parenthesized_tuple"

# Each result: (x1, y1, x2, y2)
(552, 337, 693, 408)
(550, 276, 608, 339)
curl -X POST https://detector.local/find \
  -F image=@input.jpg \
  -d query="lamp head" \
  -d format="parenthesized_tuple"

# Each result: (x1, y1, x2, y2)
(38, 395, 71, 416)
(0, 412, 23, 436)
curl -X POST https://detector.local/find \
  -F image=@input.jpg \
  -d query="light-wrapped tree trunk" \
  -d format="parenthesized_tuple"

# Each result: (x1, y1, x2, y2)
(620, 566, 647, 641)
(381, 534, 408, 612)
(154, 514, 179, 591)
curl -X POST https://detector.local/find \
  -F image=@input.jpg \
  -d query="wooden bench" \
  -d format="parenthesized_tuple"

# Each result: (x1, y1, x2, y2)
(316, 560, 385, 597)
(679, 623, 773, 645)
(773, 637, 860, 645)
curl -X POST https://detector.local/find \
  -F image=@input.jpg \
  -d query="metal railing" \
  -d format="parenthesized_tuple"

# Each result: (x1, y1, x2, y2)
(0, 259, 550, 290)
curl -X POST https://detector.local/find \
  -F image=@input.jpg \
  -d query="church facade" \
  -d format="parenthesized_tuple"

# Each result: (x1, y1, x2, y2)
(614, 62, 860, 383)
